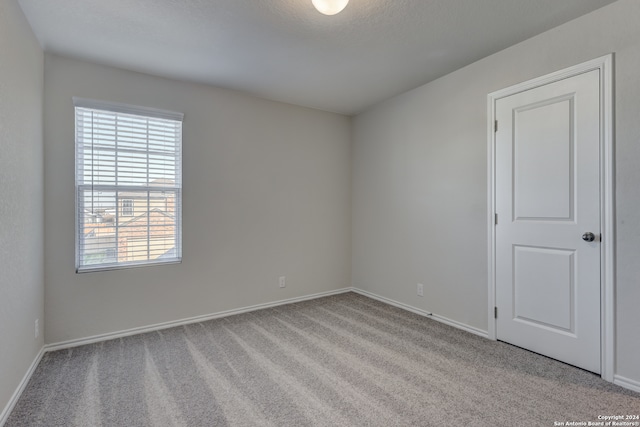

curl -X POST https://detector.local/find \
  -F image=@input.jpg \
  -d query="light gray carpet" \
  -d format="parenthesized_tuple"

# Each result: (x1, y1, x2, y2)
(6, 292, 639, 426)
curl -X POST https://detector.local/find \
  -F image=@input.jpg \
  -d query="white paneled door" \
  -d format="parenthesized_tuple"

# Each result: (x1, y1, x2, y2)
(495, 69, 601, 374)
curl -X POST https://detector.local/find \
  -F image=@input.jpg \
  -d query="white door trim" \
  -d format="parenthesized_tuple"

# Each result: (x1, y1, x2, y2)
(487, 54, 615, 382)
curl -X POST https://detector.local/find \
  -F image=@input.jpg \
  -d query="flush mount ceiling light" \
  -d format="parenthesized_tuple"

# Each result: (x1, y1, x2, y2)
(312, 0, 349, 15)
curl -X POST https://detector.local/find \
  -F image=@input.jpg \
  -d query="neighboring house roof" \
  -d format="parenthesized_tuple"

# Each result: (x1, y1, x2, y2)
(121, 208, 174, 226)
(84, 209, 174, 238)
(118, 208, 176, 241)
(84, 224, 115, 236)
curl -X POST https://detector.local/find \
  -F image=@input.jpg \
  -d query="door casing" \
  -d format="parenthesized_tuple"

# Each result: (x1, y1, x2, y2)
(487, 54, 614, 382)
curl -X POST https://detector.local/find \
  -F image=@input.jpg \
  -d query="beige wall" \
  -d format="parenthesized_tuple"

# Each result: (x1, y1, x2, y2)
(352, 0, 640, 384)
(0, 0, 44, 418)
(43, 54, 352, 344)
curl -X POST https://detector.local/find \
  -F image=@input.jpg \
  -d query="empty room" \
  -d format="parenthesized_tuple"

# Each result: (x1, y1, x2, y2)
(1, 0, 639, 425)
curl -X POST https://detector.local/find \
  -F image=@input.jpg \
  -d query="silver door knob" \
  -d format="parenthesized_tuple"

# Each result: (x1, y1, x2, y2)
(582, 232, 595, 242)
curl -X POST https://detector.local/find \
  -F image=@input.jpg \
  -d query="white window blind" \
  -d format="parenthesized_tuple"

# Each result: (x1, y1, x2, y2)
(74, 98, 183, 272)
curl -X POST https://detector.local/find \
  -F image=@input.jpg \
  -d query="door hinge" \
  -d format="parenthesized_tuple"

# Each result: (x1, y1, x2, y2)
(495, 213, 498, 225)
(494, 307, 498, 319)
(494, 120, 498, 132)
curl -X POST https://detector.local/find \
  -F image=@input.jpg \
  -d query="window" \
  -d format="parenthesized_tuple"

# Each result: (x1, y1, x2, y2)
(121, 199, 134, 216)
(74, 98, 183, 272)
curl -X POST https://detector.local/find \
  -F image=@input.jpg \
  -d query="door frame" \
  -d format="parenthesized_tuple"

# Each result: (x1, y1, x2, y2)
(486, 54, 615, 382)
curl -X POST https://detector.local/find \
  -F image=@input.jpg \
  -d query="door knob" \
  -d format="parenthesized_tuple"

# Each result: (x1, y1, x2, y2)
(582, 232, 596, 242)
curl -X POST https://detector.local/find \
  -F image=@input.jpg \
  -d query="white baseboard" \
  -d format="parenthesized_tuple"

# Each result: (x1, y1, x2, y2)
(45, 288, 353, 352)
(351, 287, 488, 338)
(0, 346, 44, 427)
(614, 374, 640, 393)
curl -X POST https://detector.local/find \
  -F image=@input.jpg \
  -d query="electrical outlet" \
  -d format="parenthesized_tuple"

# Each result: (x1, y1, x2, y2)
(417, 283, 424, 297)
(35, 319, 39, 339)
(279, 276, 286, 288)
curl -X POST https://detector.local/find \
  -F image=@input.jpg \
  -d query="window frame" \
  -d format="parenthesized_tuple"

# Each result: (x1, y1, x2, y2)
(74, 97, 184, 273)
(121, 199, 134, 217)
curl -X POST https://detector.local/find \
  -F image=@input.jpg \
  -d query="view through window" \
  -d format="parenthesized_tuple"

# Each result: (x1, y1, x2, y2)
(74, 99, 183, 272)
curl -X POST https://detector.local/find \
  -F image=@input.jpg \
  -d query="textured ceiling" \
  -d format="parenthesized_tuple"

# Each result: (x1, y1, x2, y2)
(18, 0, 616, 114)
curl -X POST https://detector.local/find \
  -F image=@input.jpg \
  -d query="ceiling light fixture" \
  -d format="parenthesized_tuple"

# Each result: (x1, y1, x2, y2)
(312, 0, 349, 15)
